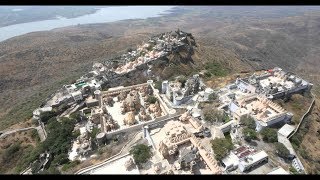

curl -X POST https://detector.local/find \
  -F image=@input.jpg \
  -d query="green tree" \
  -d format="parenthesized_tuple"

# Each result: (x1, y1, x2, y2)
(177, 76, 187, 88)
(211, 138, 234, 161)
(240, 115, 256, 130)
(31, 129, 40, 142)
(291, 135, 301, 147)
(274, 142, 290, 159)
(126, 47, 133, 52)
(154, 81, 163, 92)
(69, 111, 81, 122)
(51, 153, 69, 166)
(15, 145, 43, 173)
(89, 127, 99, 139)
(72, 129, 81, 139)
(129, 144, 152, 165)
(40, 111, 56, 124)
(260, 128, 278, 143)
(204, 62, 228, 77)
(38, 166, 61, 174)
(208, 92, 218, 101)
(61, 160, 80, 172)
(289, 166, 299, 174)
(299, 149, 309, 160)
(41, 117, 77, 161)
(2, 143, 21, 162)
(204, 71, 212, 78)
(31, 160, 41, 174)
(203, 107, 225, 124)
(147, 95, 158, 104)
(243, 127, 258, 142)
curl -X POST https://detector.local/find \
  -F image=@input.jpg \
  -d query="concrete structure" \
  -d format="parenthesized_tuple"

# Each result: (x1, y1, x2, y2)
(85, 96, 99, 108)
(156, 120, 222, 174)
(278, 124, 295, 139)
(222, 145, 257, 171)
(87, 79, 101, 91)
(229, 95, 291, 131)
(277, 124, 296, 157)
(32, 107, 53, 120)
(292, 158, 305, 173)
(162, 74, 201, 106)
(267, 166, 289, 174)
(221, 151, 239, 171)
(94, 90, 102, 108)
(96, 132, 106, 146)
(162, 80, 169, 94)
(204, 88, 214, 100)
(71, 91, 83, 102)
(238, 150, 268, 172)
(234, 67, 313, 100)
(90, 154, 140, 174)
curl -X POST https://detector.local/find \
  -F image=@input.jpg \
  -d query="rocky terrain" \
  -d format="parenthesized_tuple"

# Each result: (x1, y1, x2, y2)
(0, 6, 320, 173)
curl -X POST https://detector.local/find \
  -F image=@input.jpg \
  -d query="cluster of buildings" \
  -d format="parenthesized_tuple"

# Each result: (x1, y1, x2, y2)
(108, 29, 194, 75)
(212, 67, 312, 174)
(229, 94, 292, 131)
(140, 117, 222, 174)
(218, 67, 312, 132)
(221, 145, 268, 172)
(32, 29, 195, 122)
(31, 30, 196, 163)
(74, 66, 310, 174)
(29, 29, 312, 174)
(160, 75, 213, 107)
(72, 66, 310, 174)
(162, 75, 201, 106)
(234, 67, 312, 100)
(68, 80, 172, 161)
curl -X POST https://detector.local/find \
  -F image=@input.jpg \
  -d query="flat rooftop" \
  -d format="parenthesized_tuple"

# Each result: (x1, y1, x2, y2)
(267, 166, 289, 175)
(259, 76, 295, 90)
(90, 154, 140, 174)
(278, 124, 295, 138)
(234, 95, 286, 123)
(239, 150, 268, 166)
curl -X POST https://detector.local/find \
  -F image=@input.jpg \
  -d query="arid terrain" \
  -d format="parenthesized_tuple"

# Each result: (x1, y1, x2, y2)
(0, 6, 319, 173)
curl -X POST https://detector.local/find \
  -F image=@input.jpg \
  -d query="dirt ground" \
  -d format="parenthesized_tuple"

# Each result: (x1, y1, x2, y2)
(3, 118, 34, 131)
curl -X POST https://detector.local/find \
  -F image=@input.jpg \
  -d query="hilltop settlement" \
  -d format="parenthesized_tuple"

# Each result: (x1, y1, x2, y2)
(22, 30, 313, 174)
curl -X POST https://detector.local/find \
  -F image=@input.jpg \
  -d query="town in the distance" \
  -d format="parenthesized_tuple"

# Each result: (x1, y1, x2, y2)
(22, 30, 314, 174)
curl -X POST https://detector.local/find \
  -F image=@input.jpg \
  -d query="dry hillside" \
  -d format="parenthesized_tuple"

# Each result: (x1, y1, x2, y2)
(0, 6, 320, 173)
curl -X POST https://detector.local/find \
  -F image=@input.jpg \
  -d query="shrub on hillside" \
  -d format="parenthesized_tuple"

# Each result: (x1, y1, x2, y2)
(275, 142, 290, 159)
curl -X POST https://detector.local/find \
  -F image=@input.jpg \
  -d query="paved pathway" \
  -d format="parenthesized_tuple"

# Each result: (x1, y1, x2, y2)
(0, 127, 37, 139)
(0, 125, 47, 142)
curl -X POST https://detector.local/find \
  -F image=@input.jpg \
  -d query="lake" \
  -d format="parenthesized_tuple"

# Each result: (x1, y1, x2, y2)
(0, 6, 175, 42)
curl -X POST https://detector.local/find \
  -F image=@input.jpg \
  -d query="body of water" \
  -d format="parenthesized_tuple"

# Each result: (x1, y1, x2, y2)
(0, 6, 175, 42)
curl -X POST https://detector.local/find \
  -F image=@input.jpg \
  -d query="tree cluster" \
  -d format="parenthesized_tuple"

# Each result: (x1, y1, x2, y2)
(129, 144, 152, 165)
(260, 128, 278, 143)
(146, 95, 158, 104)
(274, 142, 290, 159)
(211, 138, 234, 161)
(203, 108, 228, 124)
